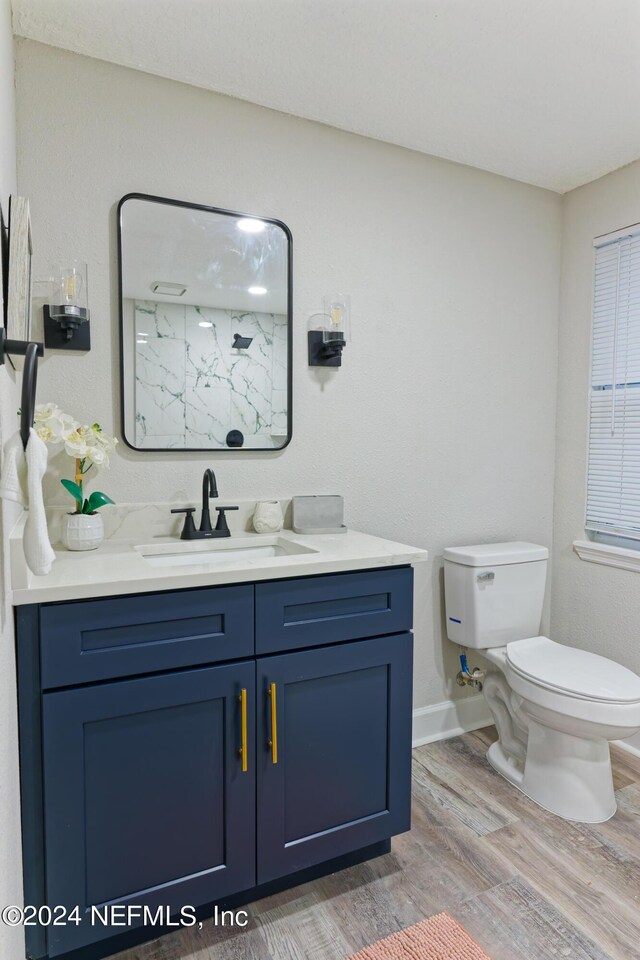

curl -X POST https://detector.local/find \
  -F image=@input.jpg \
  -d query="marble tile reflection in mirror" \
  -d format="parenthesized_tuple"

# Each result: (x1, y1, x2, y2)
(118, 195, 292, 450)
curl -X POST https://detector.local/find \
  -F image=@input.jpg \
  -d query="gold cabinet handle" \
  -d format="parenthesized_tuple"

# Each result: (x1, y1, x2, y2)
(238, 688, 248, 773)
(268, 682, 278, 764)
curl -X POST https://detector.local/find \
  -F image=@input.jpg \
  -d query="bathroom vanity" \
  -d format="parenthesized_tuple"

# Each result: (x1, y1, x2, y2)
(12, 512, 426, 960)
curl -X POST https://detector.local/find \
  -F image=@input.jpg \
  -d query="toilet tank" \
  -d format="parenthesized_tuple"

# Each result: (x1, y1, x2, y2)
(443, 542, 548, 649)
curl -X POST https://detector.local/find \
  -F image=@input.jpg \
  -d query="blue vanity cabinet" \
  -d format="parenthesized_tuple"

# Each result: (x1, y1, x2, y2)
(256, 632, 413, 884)
(16, 566, 414, 960)
(41, 661, 256, 956)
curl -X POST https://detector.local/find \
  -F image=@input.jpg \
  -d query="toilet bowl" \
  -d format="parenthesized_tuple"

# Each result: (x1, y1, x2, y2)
(443, 542, 640, 823)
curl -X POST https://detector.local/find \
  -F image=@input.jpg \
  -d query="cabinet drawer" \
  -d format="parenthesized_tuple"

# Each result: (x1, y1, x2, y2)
(255, 567, 413, 654)
(40, 585, 254, 688)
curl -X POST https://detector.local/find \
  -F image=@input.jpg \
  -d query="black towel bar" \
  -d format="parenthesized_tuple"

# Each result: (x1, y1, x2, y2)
(0, 329, 45, 449)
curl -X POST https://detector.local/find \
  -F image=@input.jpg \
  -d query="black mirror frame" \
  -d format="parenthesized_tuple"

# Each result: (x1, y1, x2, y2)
(117, 192, 293, 453)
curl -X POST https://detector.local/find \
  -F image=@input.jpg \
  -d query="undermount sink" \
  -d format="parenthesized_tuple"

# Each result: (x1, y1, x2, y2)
(136, 535, 318, 569)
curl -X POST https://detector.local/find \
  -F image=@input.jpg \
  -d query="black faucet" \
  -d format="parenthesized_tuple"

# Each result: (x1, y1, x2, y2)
(171, 469, 238, 540)
(200, 468, 218, 532)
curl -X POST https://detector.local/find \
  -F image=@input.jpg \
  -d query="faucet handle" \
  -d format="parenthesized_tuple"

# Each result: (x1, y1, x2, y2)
(214, 505, 239, 537)
(171, 507, 196, 540)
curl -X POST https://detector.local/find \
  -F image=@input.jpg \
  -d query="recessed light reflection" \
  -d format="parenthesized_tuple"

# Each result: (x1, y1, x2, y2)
(238, 219, 265, 234)
(248, 286, 267, 295)
(199, 320, 213, 328)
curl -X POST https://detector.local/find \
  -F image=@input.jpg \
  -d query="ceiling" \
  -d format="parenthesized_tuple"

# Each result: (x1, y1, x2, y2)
(12, 0, 640, 193)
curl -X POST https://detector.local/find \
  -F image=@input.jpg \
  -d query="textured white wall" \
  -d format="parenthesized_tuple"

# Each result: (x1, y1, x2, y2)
(0, 2, 25, 958)
(15, 40, 562, 713)
(552, 159, 640, 671)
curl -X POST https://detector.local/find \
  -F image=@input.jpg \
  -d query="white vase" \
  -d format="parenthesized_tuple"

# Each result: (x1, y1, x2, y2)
(253, 500, 284, 534)
(62, 512, 104, 551)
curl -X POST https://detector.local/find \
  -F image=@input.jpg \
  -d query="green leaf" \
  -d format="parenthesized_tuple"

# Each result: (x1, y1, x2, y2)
(87, 491, 115, 513)
(61, 479, 83, 508)
(82, 498, 91, 515)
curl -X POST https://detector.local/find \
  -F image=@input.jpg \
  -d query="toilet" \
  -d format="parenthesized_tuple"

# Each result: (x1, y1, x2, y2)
(443, 541, 640, 823)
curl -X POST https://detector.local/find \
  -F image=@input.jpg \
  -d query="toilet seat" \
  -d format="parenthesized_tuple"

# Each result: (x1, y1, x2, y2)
(506, 636, 640, 703)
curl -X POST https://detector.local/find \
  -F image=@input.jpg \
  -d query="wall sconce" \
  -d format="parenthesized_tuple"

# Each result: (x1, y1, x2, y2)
(43, 261, 91, 350)
(308, 294, 351, 367)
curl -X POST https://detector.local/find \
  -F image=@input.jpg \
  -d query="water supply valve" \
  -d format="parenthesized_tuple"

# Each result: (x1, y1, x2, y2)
(456, 651, 485, 691)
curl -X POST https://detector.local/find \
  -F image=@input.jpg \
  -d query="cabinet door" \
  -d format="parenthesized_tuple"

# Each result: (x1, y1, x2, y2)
(256, 633, 412, 884)
(42, 663, 255, 956)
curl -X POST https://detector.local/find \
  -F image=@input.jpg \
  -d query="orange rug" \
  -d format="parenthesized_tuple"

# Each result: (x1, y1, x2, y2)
(347, 913, 492, 960)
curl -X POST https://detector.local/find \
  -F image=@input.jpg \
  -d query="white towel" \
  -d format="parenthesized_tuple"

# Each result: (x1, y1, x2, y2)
(0, 429, 55, 576)
(0, 431, 28, 505)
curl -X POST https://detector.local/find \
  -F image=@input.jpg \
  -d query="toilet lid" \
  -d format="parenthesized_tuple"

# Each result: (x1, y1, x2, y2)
(506, 636, 640, 703)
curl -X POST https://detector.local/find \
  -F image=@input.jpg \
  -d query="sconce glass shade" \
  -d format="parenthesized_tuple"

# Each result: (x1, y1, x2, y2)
(48, 261, 89, 320)
(322, 294, 351, 344)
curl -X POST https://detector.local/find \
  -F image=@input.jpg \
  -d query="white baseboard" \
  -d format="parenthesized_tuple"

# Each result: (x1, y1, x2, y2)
(412, 694, 492, 748)
(613, 738, 640, 760)
(412, 702, 640, 757)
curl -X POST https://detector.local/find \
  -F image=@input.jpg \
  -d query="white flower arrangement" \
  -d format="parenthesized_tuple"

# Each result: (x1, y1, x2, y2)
(34, 403, 118, 514)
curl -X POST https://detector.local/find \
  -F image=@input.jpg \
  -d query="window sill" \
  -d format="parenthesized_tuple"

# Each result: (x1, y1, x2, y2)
(573, 539, 640, 573)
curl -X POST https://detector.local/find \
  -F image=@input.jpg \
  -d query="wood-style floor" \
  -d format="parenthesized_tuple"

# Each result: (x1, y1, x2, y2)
(116, 727, 640, 960)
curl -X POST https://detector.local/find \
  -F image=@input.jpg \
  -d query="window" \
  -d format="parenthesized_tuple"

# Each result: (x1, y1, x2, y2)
(587, 224, 640, 542)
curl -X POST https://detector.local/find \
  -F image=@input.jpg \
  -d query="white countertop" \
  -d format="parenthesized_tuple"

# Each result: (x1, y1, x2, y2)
(10, 505, 428, 605)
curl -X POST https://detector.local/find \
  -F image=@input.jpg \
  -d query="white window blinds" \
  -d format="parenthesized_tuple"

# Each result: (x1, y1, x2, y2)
(587, 226, 640, 538)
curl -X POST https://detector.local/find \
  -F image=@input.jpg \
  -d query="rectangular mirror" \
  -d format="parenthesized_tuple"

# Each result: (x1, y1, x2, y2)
(118, 194, 292, 450)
